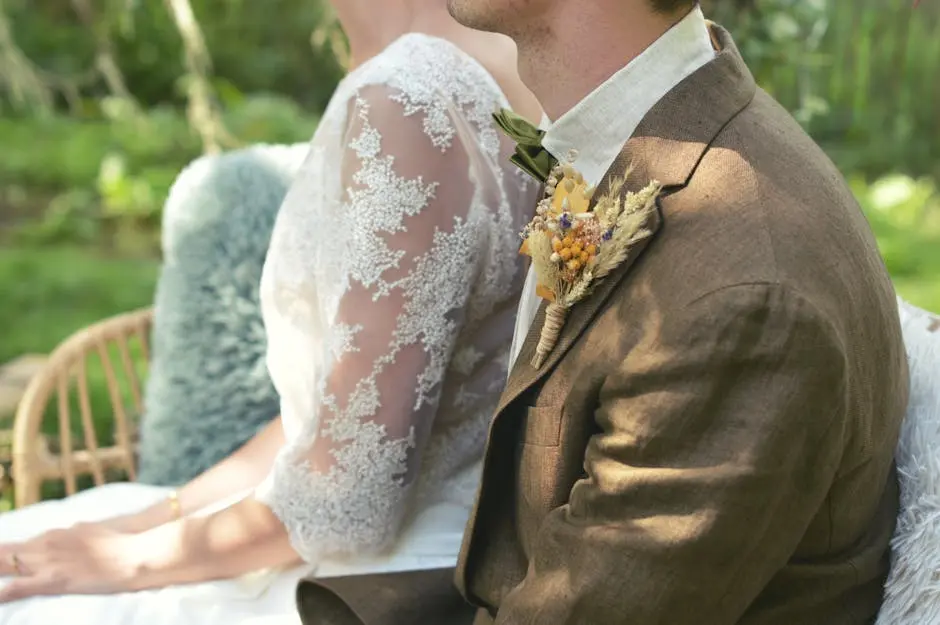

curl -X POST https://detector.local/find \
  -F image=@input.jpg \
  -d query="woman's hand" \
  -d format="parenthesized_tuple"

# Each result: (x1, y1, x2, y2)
(0, 524, 147, 603)
(0, 496, 301, 603)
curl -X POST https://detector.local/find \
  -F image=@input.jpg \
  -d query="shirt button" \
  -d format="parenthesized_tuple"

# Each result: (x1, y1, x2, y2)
(566, 148, 580, 163)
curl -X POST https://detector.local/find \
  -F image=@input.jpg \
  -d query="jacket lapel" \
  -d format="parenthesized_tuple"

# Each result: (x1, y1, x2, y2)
(495, 23, 756, 415)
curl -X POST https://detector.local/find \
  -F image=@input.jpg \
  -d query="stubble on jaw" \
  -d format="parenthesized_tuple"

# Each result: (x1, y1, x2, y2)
(448, 0, 554, 70)
(447, 0, 557, 109)
(447, 0, 551, 39)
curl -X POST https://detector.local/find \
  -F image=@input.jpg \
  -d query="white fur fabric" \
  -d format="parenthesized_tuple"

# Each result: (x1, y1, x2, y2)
(137, 143, 310, 486)
(877, 298, 940, 625)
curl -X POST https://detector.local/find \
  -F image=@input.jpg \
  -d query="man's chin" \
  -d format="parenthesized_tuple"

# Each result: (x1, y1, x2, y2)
(446, 1, 501, 34)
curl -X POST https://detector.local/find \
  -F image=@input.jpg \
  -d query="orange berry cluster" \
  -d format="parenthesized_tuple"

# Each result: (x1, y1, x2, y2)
(551, 233, 598, 273)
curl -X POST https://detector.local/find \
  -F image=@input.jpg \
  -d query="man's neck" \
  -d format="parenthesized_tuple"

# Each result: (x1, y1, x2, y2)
(516, 5, 691, 120)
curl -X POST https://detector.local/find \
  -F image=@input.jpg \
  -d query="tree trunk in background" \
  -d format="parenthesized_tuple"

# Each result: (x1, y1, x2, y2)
(0, 0, 54, 113)
(162, 0, 233, 154)
(309, 3, 350, 71)
(69, 0, 137, 110)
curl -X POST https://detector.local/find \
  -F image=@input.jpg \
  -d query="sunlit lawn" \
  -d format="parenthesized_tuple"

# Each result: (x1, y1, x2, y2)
(0, 246, 159, 364)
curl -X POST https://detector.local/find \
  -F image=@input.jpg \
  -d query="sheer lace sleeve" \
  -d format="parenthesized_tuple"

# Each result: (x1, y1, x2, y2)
(255, 84, 487, 564)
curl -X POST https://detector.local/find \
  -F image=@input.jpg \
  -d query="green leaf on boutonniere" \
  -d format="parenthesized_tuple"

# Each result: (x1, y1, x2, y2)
(492, 108, 556, 183)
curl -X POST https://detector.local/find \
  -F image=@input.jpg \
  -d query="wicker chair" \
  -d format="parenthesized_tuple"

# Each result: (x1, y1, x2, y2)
(11, 308, 153, 508)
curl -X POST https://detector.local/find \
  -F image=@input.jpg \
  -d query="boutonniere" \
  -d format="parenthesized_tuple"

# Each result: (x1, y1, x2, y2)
(521, 162, 662, 368)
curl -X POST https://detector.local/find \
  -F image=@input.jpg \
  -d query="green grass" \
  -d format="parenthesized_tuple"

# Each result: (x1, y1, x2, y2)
(0, 246, 159, 364)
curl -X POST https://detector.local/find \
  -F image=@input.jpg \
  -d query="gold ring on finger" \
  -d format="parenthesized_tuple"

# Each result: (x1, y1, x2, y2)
(10, 553, 25, 576)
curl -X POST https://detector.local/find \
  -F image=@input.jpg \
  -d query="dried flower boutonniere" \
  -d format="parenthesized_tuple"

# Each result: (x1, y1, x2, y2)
(521, 162, 662, 368)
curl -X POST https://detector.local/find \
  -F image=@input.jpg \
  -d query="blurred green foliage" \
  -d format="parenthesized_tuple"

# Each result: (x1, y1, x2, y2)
(4, 0, 344, 111)
(1, 0, 334, 252)
(704, 0, 940, 179)
(2, 0, 937, 250)
(853, 174, 940, 311)
(0, 96, 319, 252)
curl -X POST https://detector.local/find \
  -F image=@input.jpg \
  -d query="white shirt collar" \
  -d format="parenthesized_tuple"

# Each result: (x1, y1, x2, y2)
(542, 5, 715, 187)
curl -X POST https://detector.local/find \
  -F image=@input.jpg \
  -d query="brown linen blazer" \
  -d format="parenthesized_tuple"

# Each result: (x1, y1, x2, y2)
(295, 568, 474, 625)
(455, 24, 909, 625)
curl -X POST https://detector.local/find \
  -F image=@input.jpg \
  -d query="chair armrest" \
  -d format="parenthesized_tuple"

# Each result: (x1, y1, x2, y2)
(11, 308, 153, 508)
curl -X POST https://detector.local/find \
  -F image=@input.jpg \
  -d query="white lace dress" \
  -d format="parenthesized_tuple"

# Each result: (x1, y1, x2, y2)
(0, 33, 537, 625)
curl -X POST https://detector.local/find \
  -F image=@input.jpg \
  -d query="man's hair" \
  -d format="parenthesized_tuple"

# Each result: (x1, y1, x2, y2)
(649, 0, 698, 14)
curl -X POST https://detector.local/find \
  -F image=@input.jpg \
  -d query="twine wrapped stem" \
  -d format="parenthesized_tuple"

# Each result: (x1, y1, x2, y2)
(532, 302, 568, 368)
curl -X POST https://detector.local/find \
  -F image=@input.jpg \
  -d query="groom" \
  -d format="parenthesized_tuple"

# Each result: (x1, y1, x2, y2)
(448, 1, 908, 624)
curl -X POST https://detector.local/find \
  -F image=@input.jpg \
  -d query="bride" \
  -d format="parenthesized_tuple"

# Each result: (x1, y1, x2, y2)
(0, 1, 543, 623)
